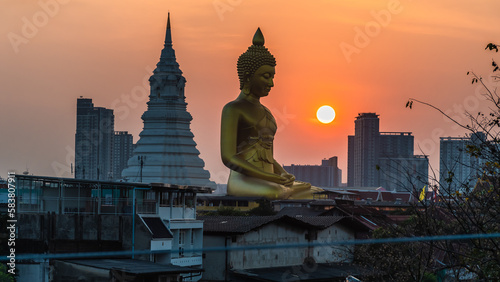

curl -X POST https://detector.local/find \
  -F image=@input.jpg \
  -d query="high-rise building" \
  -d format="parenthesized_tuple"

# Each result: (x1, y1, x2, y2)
(348, 113, 380, 187)
(75, 98, 114, 180)
(113, 131, 134, 179)
(121, 14, 216, 189)
(439, 132, 486, 196)
(284, 156, 342, 188)
(347, 113, 428, 191)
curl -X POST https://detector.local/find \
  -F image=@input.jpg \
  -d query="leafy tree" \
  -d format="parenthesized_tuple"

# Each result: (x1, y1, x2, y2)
(358, 43, 500, 281)
(212, 206, 248, 216)
(247, 199, 276, 216)
(0, 264, 14, 282)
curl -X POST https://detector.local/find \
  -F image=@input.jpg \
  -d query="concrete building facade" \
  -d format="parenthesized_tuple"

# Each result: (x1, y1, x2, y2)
(439, 132, 486, 196)
(349, 113, 380, 187)
(75, 97, 114, 180)
(112, 131, 134, 180)
(284, 156, 342, 188)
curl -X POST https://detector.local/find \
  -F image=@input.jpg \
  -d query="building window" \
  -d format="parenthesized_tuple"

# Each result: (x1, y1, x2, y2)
(172, 192, 183, 207)
(185, 192, 194, 208)
(160, 192, 170, 207)
(179, 230, 185, 245)
(145, 191, 155, 201)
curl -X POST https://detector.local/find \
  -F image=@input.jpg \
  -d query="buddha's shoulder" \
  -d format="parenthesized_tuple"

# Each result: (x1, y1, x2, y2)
(222, 99, 251, 112)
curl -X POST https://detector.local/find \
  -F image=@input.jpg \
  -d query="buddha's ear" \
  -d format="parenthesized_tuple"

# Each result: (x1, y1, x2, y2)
(243, 71, 251, 82)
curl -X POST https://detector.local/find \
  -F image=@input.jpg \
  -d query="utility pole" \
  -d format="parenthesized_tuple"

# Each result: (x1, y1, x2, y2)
(138, 156, 146, 183)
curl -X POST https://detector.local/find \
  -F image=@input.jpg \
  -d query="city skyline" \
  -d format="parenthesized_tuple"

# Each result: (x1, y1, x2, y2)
(2, 1, 500, 183)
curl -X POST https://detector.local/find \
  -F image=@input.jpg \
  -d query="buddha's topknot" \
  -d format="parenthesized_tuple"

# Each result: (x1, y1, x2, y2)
(237, 28, 276, 90)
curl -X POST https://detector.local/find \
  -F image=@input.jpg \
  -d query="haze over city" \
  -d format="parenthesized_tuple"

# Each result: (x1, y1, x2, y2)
(2, 0, 499, 183)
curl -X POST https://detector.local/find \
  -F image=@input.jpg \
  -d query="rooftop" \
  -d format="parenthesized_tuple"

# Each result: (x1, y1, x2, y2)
(200, 215, 344, 234)
(15, 174, 212, 193)
(60, 259, 199, 275)
(232, 263, 370, 281)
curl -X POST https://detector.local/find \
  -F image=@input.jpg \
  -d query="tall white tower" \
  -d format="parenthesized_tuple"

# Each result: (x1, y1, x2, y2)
(122, 14, 216, 189)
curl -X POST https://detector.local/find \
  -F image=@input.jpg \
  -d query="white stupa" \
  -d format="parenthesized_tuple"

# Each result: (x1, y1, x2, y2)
(122, 14, 216, 189)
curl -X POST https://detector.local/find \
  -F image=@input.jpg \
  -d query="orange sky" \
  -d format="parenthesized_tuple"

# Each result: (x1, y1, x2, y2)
(1, 0, 499, 183)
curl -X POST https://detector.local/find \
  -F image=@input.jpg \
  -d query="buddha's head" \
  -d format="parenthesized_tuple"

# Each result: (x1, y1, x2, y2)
(237, 28, 276, 90)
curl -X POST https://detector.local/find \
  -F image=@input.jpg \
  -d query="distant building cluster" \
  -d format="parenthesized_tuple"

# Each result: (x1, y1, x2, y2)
(284, 156, 342, 188)
(347, 113, 429, 192)
(75, 97, 133, 180)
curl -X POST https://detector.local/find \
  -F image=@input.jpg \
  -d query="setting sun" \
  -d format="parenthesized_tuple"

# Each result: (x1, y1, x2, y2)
(316, 105, 336, 124)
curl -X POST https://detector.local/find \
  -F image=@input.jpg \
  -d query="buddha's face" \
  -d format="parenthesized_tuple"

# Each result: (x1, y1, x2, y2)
(248, 65, 275, 98)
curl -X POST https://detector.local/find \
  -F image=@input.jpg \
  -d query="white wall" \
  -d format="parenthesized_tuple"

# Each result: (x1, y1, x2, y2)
(314, 224, 354, 264)
(230, 223, 308, 269)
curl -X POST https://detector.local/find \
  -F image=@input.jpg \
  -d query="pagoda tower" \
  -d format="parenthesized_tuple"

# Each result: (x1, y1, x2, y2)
(122, 14, 216, 189)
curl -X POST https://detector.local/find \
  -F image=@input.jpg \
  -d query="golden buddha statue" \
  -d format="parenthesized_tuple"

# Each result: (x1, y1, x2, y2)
(220, 28, 322, 199)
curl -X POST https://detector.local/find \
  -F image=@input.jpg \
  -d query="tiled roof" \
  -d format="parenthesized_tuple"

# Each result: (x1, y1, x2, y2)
(335, 204, 396, 230)
(309, 199, 336, 206)
(276, 207, 323, 217)
(200, 215, 345, 234)
(200, 216, 280, 234)
(231, 263, 370, 281)
(289, 216, 344, 229)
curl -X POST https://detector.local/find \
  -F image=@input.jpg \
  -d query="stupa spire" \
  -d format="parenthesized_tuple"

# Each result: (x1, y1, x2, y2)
(164, 12, 172, 46)
(157, 12, 179, 73)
